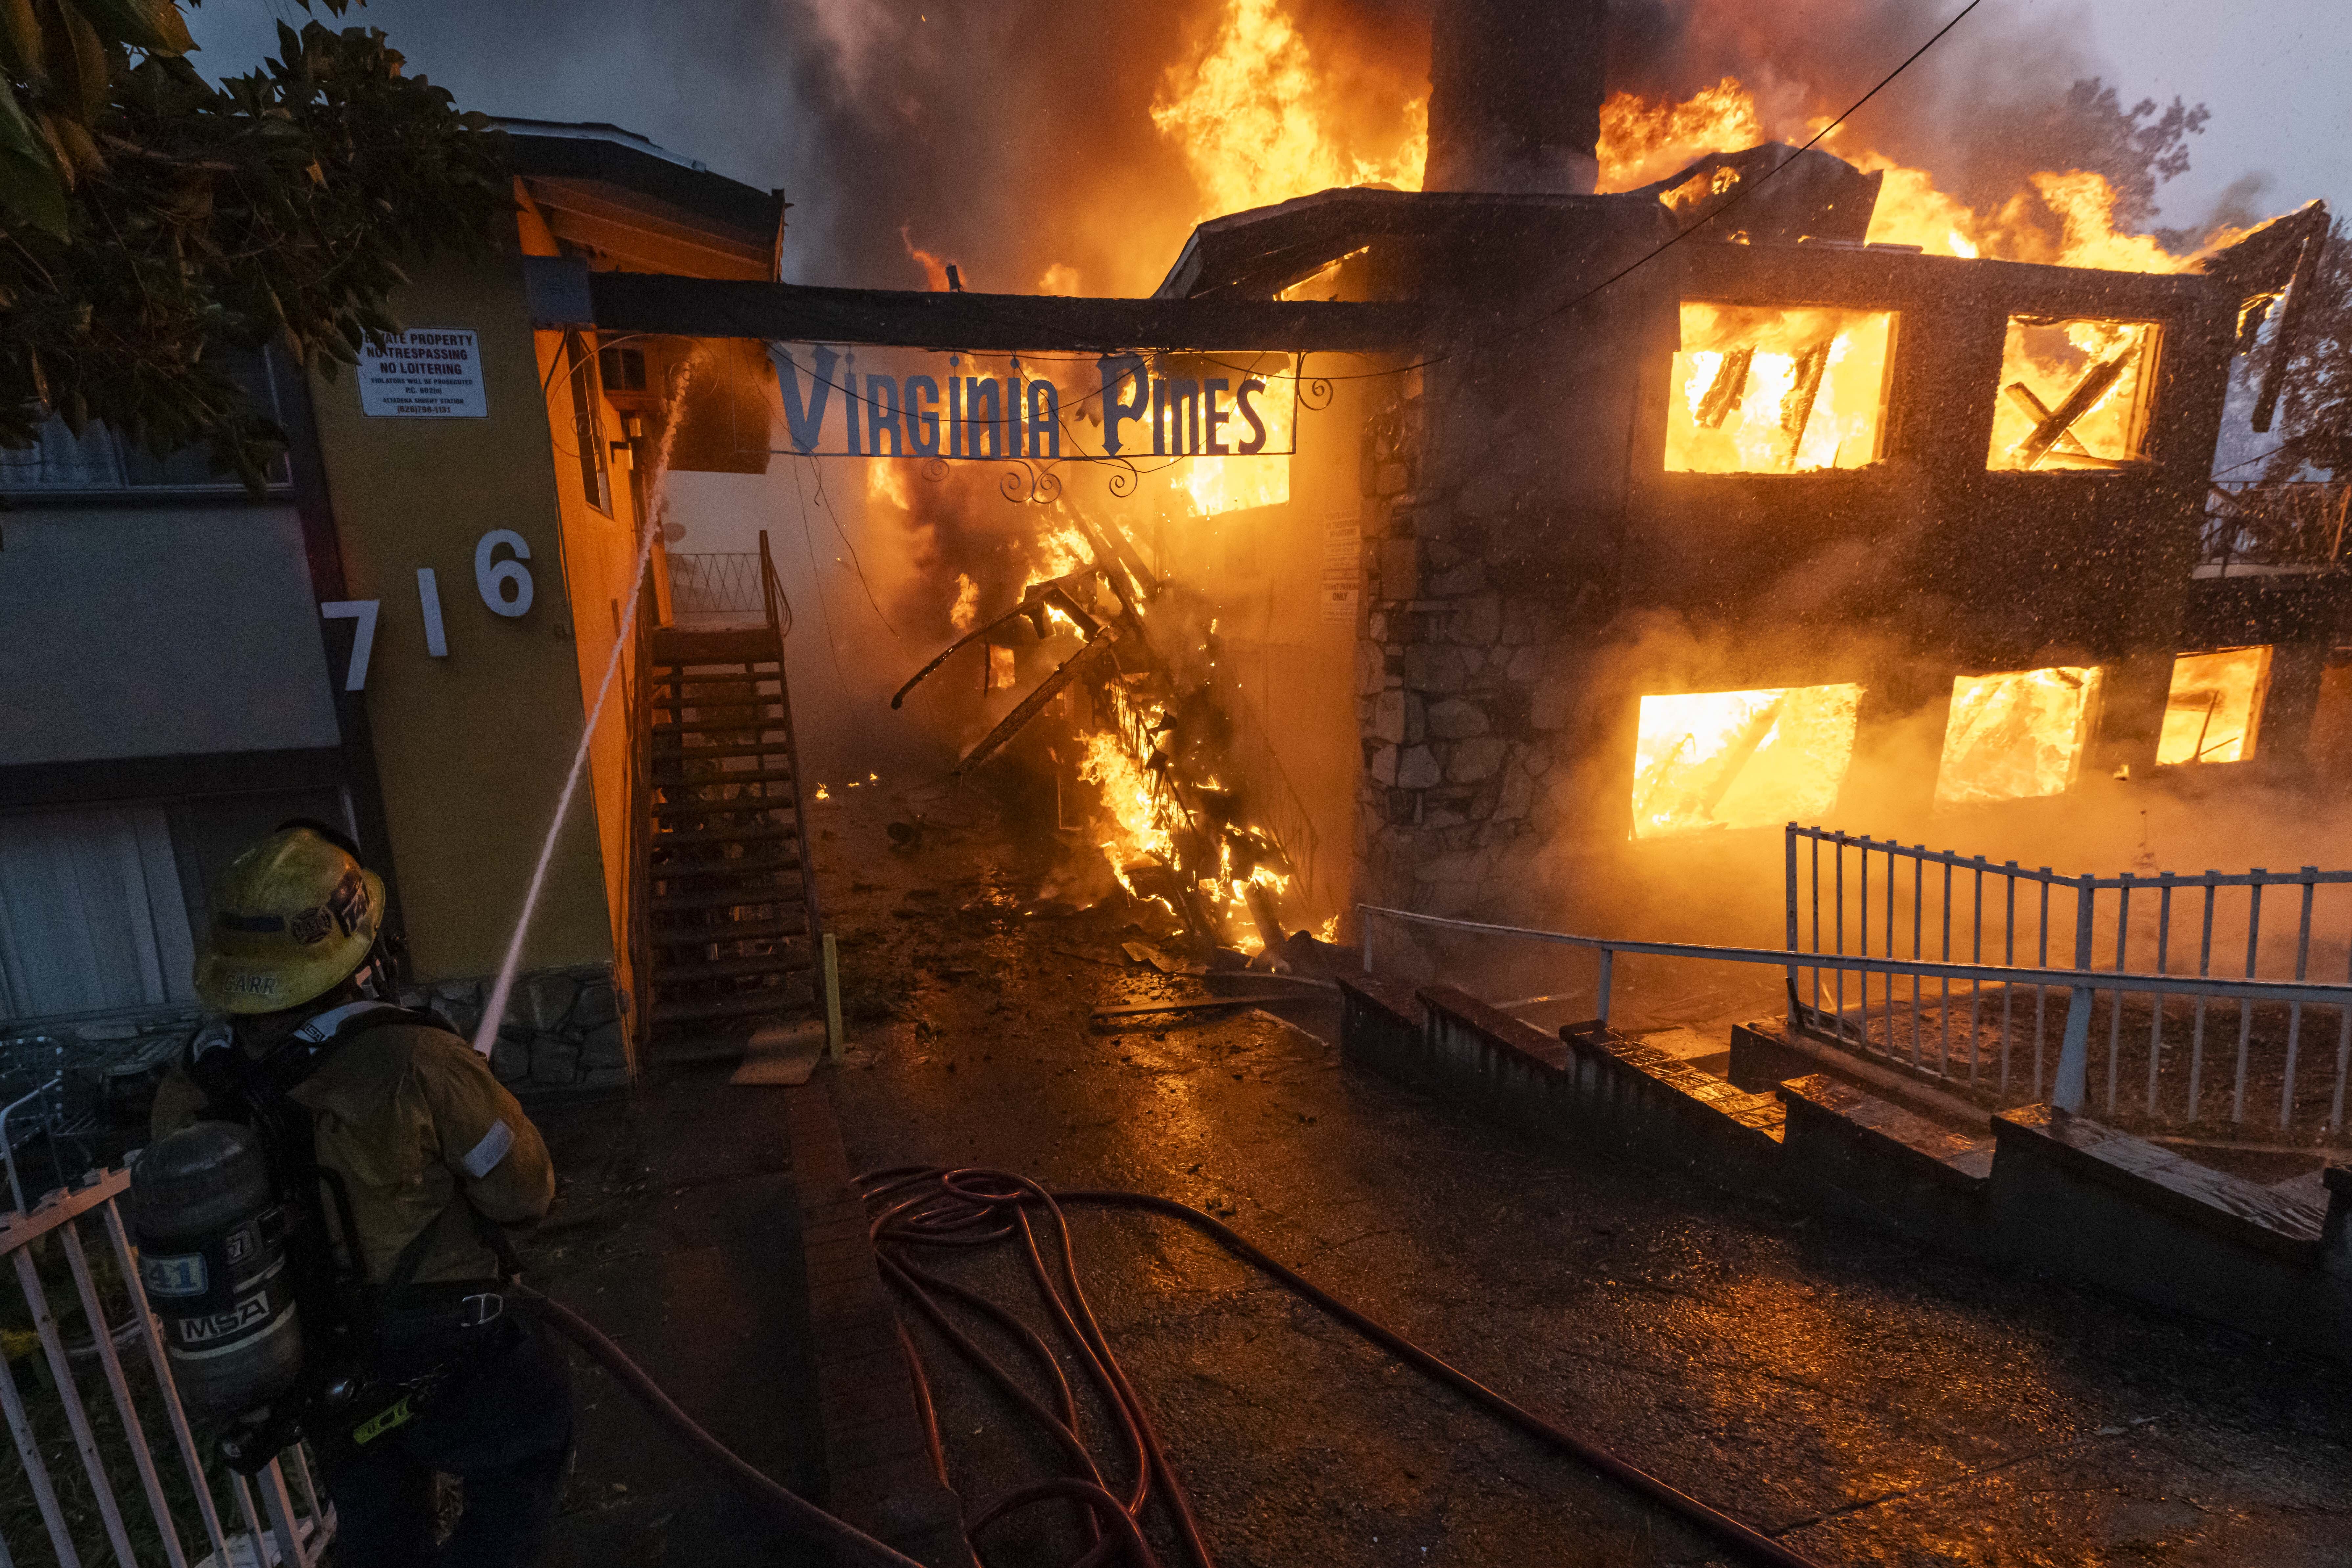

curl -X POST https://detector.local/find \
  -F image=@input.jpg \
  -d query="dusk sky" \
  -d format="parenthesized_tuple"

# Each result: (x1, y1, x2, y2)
(191, 0, 2348, 283)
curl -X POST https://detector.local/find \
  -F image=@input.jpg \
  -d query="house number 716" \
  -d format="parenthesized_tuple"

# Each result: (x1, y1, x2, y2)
(319, 530, 537, 691)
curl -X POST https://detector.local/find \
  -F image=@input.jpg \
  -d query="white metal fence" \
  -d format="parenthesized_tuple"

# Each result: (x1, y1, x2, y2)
(4, 1169, 331, 1568)
(1787, 825, 2352, 1135)
(1360, 835, 2352, 1144)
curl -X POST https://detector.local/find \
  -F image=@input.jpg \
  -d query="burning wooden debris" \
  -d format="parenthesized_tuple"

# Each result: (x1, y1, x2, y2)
(891, 513, 1312, 956)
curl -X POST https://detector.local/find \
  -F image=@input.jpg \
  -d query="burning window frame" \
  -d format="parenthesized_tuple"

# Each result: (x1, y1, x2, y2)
(2156, 645, 2273, 767)
(1985, 315, 2163, 473)
(1663, 301, 1899, 476)
(1629, 682, 1866, 841)
(1933, 665, 2106, 809)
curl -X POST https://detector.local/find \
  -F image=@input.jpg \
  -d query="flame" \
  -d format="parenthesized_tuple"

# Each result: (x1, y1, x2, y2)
(1601, 78, 2214, 275)
(1080, 718, 1176, 886)
(1181, 383, 1295, 517)
(868, 461, 912, 511)
(814, 784, 831, 801)
(1037, 262, 1084, 295)
(1987, 317, 2157, 470)
(2158, 646, 2272, 765)
(1597, 77, 1766, 192)
(950, 573, 980, 632)
(1631, 685, 1863, 839)
(1023, 523, 1093, 590)
(1151, 0, 1424, 221)
(1667, 304, 1893, 473)
(1934, 667, 2105, 807)
(900, 226, 952, 290)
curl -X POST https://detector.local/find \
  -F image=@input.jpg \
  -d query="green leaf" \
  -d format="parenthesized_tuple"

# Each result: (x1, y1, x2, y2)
(0, 83, 66, 235)
(0, 0, 45, 82)
(67, 0, 191, 56)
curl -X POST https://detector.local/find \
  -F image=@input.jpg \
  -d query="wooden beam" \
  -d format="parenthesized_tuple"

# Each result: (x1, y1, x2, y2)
(584, 270, 1424, 352)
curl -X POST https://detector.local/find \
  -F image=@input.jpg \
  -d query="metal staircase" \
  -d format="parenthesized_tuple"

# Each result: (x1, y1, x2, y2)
(638, 532, 824, 1061)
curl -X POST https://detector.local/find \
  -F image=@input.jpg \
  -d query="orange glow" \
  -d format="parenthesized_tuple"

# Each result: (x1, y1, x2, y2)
(1151, 0, 1424, 221)
(1632, 685, 1863, 839)
(1080, 691, 1178, 891)
(1023, 523, 1093, 590)
(867, 460, 912, 511)
(1987, 317, 2158, 471)
(1182, 384, 1294, 517)
(1599, 78, 2219, 274)
(2158, 647, 2272, 765)
(1668, 304, 1894, 473)
(1934, 667, 2104, 807)
(1596, 77, 1766, 192)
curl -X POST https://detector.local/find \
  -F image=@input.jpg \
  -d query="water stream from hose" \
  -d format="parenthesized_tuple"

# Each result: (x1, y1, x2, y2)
(470, 514, 662, 1057)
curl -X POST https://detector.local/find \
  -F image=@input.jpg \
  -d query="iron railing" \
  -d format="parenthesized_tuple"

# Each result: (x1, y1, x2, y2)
(1786, 825, 2352, 1136)
(665, 551, 766, 622)
(4, 1169, 332, 1567)
(1359, 902, 2352, 1139)
(2200, 481, 2352, 573)
(1213, 674, 1327, 926)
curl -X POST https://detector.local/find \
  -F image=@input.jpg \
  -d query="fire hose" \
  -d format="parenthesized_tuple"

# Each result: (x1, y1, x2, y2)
(856, 1170, 1825, 1568)
(518, 1169, 1831, 1568)
(511, 1282, 930, 1568)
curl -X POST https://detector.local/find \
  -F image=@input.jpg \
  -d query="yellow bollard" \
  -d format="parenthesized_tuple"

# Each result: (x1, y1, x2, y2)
(822, 932, 843, 1064)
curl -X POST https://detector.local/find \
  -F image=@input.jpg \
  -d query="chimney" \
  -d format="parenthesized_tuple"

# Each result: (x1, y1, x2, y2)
(1426, 0, 1606, 195)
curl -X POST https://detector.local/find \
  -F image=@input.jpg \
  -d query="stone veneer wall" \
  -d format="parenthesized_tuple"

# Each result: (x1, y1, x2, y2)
(1353, 200, 1680, 923)
(401, 961, 631, 1094)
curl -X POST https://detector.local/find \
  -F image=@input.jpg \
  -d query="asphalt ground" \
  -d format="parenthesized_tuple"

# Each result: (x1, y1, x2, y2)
(523, 1068, 824, 1567)
(814, 774, 2352, 1568)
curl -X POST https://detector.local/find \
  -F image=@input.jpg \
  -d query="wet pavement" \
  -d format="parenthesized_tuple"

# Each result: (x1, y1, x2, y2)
(522, 1070, 823, 1567)
(812, 775, 2352, 1568)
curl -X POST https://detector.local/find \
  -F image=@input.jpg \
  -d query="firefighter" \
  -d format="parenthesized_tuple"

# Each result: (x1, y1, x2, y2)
(148, 822, 573, 1568)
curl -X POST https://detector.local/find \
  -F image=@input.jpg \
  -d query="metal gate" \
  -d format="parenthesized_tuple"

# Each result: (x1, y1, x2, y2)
(3, 1169, 332, 1568)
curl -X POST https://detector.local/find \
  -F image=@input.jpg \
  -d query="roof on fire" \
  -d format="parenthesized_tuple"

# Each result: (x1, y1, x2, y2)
(1153, 186, 1661, 302)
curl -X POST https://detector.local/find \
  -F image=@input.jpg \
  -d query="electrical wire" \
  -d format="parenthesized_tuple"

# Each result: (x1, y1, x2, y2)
(758, 0, 1990, 416)
(859, 1166, 1834, 1568)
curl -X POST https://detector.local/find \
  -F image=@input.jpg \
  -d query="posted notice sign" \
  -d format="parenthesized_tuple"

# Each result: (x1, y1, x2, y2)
(358, 329, 486, 418)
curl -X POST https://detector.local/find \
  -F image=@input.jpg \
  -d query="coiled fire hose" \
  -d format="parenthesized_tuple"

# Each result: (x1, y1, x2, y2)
(518, 1172, 1830, 1568)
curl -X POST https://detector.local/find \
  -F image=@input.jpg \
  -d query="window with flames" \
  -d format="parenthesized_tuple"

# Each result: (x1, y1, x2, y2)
(1987, 317, 2160, 471)
(1934, 666, 2104, 807)
(2157, 646, 2272, 765)
(1666, 303, 1896, 475)
(1631, 684, 1864, 839)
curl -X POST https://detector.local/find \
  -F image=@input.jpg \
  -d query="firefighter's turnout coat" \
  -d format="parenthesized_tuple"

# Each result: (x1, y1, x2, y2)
(153, 1012, 554, 1287)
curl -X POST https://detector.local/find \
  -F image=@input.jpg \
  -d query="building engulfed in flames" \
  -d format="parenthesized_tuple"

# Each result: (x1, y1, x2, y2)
(871, 0, 2336, 950)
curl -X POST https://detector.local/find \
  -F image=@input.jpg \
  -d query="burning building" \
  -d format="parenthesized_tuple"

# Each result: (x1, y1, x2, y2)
(533, 0, 2334, 990)
(1125, 0, 2335, 935)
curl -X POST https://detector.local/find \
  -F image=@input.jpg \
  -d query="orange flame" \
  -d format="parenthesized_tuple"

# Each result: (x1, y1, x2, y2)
(1632, 685, 1863, 839)
(1151, 0, 1425, 221)
(1601, 78, 2218, 275)
(1934, 667, 2104, 807)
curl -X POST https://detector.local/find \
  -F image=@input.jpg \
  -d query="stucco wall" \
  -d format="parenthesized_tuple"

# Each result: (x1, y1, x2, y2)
(306, 250, 614, 985)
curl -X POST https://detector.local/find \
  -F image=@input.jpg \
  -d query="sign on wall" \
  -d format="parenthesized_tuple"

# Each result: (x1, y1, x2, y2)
(358, 329, 487, 418)
(1321, 511, 1361, 625)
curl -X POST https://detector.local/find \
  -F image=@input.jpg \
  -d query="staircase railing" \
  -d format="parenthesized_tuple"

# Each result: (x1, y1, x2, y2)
(756, 530, 828, 1043)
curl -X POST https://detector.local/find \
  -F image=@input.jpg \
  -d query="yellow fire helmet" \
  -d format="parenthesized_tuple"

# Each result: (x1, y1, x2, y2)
(193, 825, 386, 1015)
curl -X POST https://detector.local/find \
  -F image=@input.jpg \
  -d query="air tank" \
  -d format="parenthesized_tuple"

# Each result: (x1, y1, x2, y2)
(128, 1122, 305, 1420)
